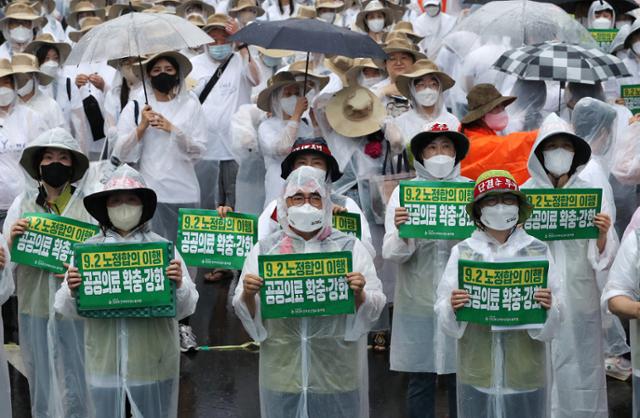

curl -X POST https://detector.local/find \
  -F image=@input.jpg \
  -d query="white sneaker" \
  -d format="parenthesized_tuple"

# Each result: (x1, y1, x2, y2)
(179, 324, 198, 353)
(605, 356, 632, 381)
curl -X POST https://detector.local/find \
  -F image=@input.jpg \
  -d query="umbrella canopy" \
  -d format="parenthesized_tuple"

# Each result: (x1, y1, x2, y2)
(228, 17, 387, 59)
(492, 40, 631, 84)
(65, 12, 213, 65)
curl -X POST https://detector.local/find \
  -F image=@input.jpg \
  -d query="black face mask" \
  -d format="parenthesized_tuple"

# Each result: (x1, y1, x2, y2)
(150, 72, 178, 94)
(40, 162, 73, 188)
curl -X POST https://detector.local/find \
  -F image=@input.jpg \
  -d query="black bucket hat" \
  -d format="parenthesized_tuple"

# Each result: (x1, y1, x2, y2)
(280, 137, 343, 182)
(410, 121, 470, 164)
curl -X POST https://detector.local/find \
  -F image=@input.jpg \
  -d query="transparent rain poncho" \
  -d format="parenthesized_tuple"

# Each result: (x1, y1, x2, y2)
(522, 113, 618, 418)
(505, 79, 548, 133)
(587, 0, 616, 29)
(3, 129, 94, 418)
(0, 235, 13, 418)
(232, 166, 386, 418)
(54, 164, 199, 418)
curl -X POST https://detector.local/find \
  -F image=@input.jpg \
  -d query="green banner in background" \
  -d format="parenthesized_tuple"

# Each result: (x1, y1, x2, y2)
(259, 251, 354, 319)
(589, 29, 618, 50)
(11, 212, 99, 274)
(177, 208, 257, 270)
(332, 212, 362, 239)
(622, 84, 640, 115)
(523, 188, 602, 241)
(456, 259, 548, 326)
(399, 180, 475, 240)
(75, 241, 175, 318)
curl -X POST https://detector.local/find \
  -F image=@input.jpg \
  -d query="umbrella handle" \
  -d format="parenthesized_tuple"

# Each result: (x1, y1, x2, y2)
(137, 54, 149, 105)
(303, 51, 310, 97)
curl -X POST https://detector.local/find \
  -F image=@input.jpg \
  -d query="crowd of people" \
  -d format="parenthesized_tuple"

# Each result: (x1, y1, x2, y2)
(0, 0, 639, 417)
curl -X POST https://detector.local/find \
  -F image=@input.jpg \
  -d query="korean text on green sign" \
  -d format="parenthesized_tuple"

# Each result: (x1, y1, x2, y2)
(333, 212, 362, 239)
(259, 251, 354, 319)
(75, 241, 175, 318)
(399, 180, 475, 240)
(177, 208, 257, 269)
(456, 259, 548, 326)
(11, 212, 99, 274)
(589, 29, 618, 50)
(523, 188, 601, 241)
(621, 84, 640, 115)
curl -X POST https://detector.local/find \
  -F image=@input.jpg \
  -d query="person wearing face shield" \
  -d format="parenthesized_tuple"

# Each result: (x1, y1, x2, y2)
(413, 0, 456, 55)
(435, 168, 560, 418)
(383, 122, 470, 418)
(0, 3, 45, 60)
(4, 128, 92, 418)
(521, 114, 617, 418)
(232, 165, 386, 418)
(460, 83, 538, 184)
(587, 0, 616, 30)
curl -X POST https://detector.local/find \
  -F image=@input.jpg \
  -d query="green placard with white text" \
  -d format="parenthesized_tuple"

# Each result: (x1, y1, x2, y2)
(332, 212, 362, 239)
(621, 84, 640, 115)
(589, 29, 618, 50)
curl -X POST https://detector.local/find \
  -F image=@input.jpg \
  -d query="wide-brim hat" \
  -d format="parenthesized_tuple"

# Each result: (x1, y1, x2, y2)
(202, 13, 229, 31)
(257, 71, 306, 112)
(288, 60, 330, 90)
(345, 57, 385, 85)
(11, 53, 53, 84)
(315, 0, 345, 12)
(256, 47, 295, 58)
(461, 83, 516, 125)
(390, 20, 423, 43)
(26, 0, 56, 15)
(68, 16, 104, 42)
(0, 58, 15, 79)
(355, 1, 393, 32)
(280, 137, 342, 181)
(107, 1, 152, 19)
(66, 2, 106, 29)
(396, 59, 454, 99)
(176, 0, 215, 17)
(20, 128, 90, 183)
(83, 164, 157, 228)
(0, 3, 46, 27)
(466, 169, 533, 225)
(142, 50, 192, 79)
(228, 0, 265, 17)
(324, 55, 354, 82)
(24, 33, 72, 64)
(325, 85, 385, 137)
(142, 5, 175, 14)
(383, 35, 426, 61)
(410, 121, 469, 164)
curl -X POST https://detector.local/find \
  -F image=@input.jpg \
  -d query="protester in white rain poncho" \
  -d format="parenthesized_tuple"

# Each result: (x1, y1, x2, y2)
(251, 48, 292, 103)
(113, 51, 206, 243)
(355, 1, 393, 44)
(3, 128, 92, 418)
(0, 3, 46, 59)
(521, 114, 617, 418)
(504, 79, 548, 134)
(32, 0, 67, 45)
(587, 0, 616, 29)
(345, 57, 386, 90)
(102, 57, 145, 144)
(0, 234, 13, 418)
(413, 0, 457, 55)
(604, 20, 640, 101)
(232, 165, 386, 418)
(315, 0, 346, 26)
(388, 59, 460, 146)
(54, 164, 198, 418)
(383, 122, 470, 417)
(435, 169, 561, 418)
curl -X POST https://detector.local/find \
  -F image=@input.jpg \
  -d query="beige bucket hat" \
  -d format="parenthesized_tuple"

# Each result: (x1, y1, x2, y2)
(11, 52, 53, 84)
(396, 59, 454, 99)
(389, 21, 423, 43)
(0, 58, 15, 79)
(177, 0, 215, 18)
(257, 71, 306, 113)
(141, 50, 193, 80)
(355, 1, 393, 33)
(66, 0, 106, 29)
(326, 85, 386, 137)
(345, 57, 385, 85)
(0, 3, 46, 28)
(202, 13, 230, 32)
(383, 33, 426, 61)
(288, 60, 330, 90)
(68, 15, 103, 42)
(324, 55, 354, 83)
(256, 47, 295, 58)
(228, 0, 265, 18)
(25, 33, 72, 64)
(315, 0, 345, 12)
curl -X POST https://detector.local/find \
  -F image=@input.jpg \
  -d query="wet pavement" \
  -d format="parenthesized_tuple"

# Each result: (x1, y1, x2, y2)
(8, 271, 634, 417)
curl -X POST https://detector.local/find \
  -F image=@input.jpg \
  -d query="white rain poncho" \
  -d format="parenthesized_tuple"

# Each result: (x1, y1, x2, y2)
(601, 218, 640, 417)
(16, 84, 67, 131)
(587, 0, 616, 29)
(54, 165, 198, 418)
(3, 129, 93, 418)
(232, 166, 386, 418)
(505, 79, 548, 134)
(604, 21, 640, 100)
(521, 114, 618, 418)
(0, 234, 13, 418)
(435, 226, 562, 418)
(413, 0, 457, 55)
(383, 150, 470, 374)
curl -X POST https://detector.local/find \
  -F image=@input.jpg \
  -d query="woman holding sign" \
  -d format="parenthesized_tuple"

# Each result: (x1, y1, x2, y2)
(382, 121, 470, 417)
(232, 165, 386, 418)
(521, 114, 617, 418)
(55, 164, 198, 418)
(435, 169, 561, 418)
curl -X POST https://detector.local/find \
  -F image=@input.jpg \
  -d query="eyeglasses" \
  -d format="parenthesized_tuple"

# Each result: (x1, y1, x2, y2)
(481, 194, 519, 206)
(288, 193, 322, 207)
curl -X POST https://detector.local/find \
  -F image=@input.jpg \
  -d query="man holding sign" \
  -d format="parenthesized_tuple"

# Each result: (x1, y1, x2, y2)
(232, 166, 385, 418)
(436, 169, 561, 418)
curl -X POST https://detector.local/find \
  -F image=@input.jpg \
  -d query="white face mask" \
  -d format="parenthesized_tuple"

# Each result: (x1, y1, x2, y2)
(423, 154, 455, 178)
(632, 41, 640, 56)
(9, 26, 32, 44)
(414, 87, 439, 107)
(238, 10, 256, 24)
(280, 95, 298, 116)
(287, 203, 324, 232)
(0, 87, 15, 106)
(39, 61, 59, 78)
(591, 17, 612, 29)
(16, 78, 34, 97)
(480, 203, 519, 231)
(367, 18, 385, 33)
(359, 73, 382, 88)
(425, 5, 440, 17)
(615, 20, 630, 29)
(108, 203, 143, 232)
(319, 11, 336, 23)
(542, 148, 575, 177)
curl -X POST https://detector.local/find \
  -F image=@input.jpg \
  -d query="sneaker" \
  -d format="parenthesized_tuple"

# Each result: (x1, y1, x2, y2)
(605, 356, 632, 381)
(179, 324, 198, 353)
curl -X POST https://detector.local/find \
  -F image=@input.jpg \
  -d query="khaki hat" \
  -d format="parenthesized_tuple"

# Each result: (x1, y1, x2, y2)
(142, 4, 174, 13)
(256, 47, 295, 58)
(461, 83, 516, 125)
(326, 85, 385, 137)
(0, 3, 46, 27)
(186, 13, 206, 26)
(390, 21, 423, 43)
(383, 33, 426, 61)
(288, 60, 330, 91)
(177, 0, 215, 18)
(68, 16, 103, 42)
(11, 52, 53, 84)
(257, 71, 306, 113)
(292, 5, 316, 19)
(202, 13, 230, 32)
(69, 0, 105, 10)
(315, 0, 345, 12)
(0, 58, 15, 79)
(13, 0, 55, 16)
(24, 33, 72, 64)
(345, 57, 385, 85)
(396, 59, 454, 99)
(355, 1, 393, 33)
(107, 1, 152, 19)
(324, 55, 354, 83)
(66, 1, 106, 29)
(228, 0, 265, 17)
(142, 50, 193, 80)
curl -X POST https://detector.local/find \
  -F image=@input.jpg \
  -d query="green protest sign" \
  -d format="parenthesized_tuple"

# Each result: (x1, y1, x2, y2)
(259, 251, 354, 319)
(11, 212, 99, 274)
(523, 188, 602, 241)
(621, 84, 640, 115)
(456, 259, 548, 326)
(332, 212, 362, 239)
(589, 29, 618, 50)
(177, 208, 257, 269)
(399, 180, 475, 240)
(75, 241, 175, 318)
